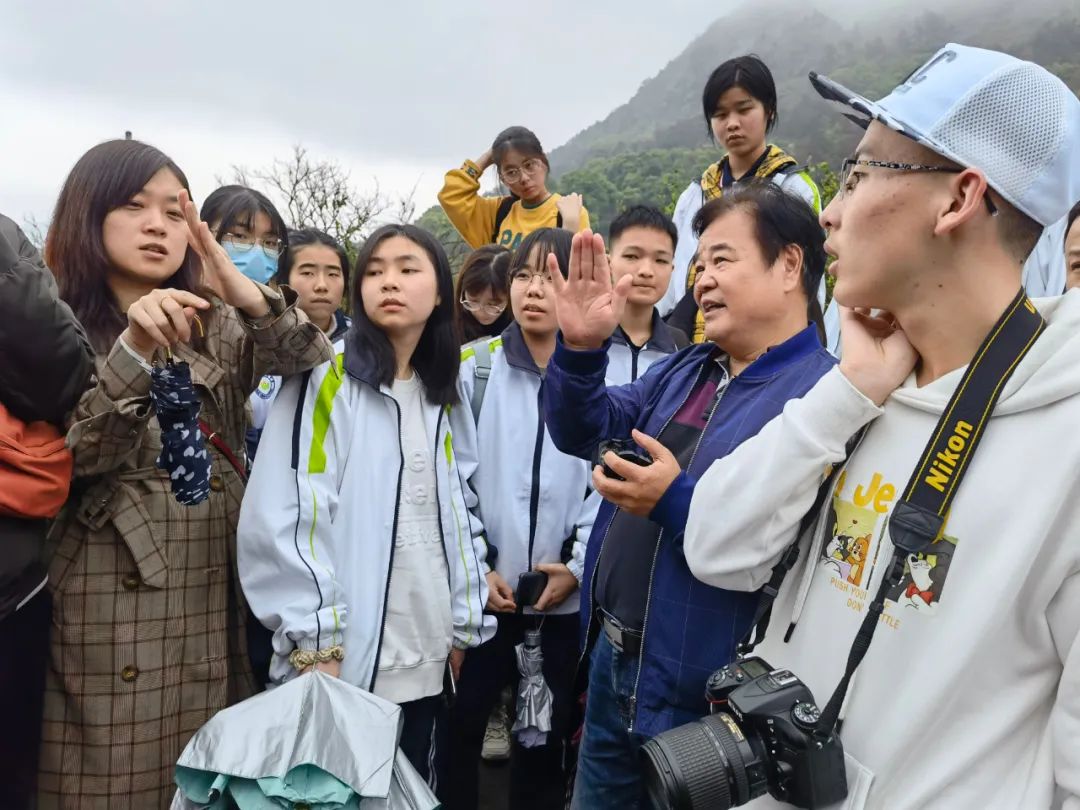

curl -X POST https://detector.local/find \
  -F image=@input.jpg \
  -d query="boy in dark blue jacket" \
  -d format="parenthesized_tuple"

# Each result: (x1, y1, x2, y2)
(544, 183, 834, 809)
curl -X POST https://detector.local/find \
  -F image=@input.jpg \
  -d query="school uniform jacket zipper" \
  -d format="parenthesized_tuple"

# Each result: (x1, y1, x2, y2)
(369, 392, 406, 693)
(527, 381, 546, 570)
(289, 369, 329, 646)
(431, 407, 476, 650)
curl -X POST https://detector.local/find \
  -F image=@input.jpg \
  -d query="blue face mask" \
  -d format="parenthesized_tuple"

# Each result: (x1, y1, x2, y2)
(224, 242, 278, 284)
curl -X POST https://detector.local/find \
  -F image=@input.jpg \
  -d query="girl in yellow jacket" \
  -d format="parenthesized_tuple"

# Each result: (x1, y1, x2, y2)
(439, 126, 590, 252)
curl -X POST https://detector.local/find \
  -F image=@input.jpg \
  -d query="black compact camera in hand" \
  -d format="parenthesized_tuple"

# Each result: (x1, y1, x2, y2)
(598, 439, 653, 480)
(515, 570, 549, 608)
(641, 657, 847, 809)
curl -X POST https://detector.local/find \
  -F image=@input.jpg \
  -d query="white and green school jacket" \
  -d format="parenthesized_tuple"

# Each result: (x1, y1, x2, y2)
(457, 323, 599, 616)
(237, 343, 495, 690)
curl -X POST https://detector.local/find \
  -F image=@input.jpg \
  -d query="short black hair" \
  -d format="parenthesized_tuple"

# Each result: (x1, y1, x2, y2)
(693, 181, 826, 340)
(200, 184, 289, 246)
(277, 227, 350, 290)
(491, 126, 550, 173)
(701, 54, 778, 135)
(994, 196, 1044, 264)
(608, 205, 677, 253)
(509, 227, 572, 280)
(1066, 200, 1080, 248)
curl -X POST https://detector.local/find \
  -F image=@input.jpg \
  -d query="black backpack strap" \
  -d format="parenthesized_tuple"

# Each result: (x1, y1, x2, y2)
(773, 162, 808, 177)
(491, 196, 517, 243)
(491, 196, 565, 243)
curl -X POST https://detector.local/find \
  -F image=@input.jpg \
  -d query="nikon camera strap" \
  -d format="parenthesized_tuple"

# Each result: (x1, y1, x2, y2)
(814, 289, 1045, 734)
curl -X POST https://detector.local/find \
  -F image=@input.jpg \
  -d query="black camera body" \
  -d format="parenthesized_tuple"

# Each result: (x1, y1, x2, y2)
(598, 439, 652, 480)
(642, 657, 847, 809)
(710, 658, 847, 808)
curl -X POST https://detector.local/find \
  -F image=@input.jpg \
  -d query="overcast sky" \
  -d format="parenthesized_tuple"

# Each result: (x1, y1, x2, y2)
(0, 0, 753, 229)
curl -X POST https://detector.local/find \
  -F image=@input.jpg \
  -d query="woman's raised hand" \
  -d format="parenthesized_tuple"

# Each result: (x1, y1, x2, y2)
(178, 189, 268, 317)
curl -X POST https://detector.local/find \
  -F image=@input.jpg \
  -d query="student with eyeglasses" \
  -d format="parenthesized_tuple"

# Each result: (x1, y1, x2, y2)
(445, 228, 599, 810)
(200, 184, 289, 285)
(454, 245, 512, 344)
(199, 187, 313, 691)
(683, 45, 1080, 810)
(439, 126, 591, 253)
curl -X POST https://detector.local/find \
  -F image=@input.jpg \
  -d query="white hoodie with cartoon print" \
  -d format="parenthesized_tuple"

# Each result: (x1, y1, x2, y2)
(683, 291, 1080, 810)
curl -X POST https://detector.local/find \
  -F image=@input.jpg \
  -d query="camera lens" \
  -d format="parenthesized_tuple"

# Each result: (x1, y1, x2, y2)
(641, 713, 765, 809)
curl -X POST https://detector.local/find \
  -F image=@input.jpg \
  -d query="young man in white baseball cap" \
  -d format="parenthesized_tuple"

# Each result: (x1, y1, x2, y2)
(681, 44, 1080, 808)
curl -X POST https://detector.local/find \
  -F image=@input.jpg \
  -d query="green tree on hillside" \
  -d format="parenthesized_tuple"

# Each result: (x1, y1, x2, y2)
(415, 205, 473, 274)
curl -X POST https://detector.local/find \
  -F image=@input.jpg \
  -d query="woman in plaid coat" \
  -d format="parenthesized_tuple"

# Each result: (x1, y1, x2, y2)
(39, 139, 334, 809)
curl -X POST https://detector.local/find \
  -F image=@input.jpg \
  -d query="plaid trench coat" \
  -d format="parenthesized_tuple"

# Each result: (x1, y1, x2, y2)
(38, 285, 333, 810)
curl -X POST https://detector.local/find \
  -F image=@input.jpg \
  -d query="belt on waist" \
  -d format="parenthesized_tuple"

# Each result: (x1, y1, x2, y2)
(600, 610, 643, 656)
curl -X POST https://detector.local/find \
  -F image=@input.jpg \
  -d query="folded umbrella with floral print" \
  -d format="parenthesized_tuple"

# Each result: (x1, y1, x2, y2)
(150, 357, 212, 506)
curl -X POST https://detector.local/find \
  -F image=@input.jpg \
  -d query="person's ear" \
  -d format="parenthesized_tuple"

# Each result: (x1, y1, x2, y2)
(778, 244, 804, 294)
(934, 169, 988, 238)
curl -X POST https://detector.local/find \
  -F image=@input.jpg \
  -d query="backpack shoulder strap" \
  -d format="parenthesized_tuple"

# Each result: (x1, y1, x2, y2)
(491, 196, 517, 243)
(772, 161, 806, 176)
(463, 338, 496, 424)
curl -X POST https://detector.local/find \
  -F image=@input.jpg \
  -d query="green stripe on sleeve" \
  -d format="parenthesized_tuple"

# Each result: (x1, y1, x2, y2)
(308, 353, 346, 474)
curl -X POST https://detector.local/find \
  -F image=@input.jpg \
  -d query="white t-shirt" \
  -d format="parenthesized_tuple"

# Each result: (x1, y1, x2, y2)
(374, 373, 453, 704)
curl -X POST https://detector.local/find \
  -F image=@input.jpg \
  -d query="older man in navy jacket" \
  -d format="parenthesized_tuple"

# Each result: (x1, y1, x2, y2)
(543, 183, 835, 809)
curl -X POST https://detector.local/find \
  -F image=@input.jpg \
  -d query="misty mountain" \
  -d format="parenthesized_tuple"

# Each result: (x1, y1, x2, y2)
(418, 0, 1079, 259)
(549, 0, 1080, 175)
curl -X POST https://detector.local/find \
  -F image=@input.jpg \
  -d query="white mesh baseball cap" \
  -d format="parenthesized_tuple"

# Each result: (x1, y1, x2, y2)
(810, 43, 1080, 228)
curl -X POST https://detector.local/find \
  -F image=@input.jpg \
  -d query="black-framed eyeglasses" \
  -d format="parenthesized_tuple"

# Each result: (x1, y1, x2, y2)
(839, 158, 998, 216)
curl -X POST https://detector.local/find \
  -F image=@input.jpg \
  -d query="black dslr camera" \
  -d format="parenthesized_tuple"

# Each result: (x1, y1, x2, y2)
(641, 657, 847, 809)
(597, 439, 652, 480)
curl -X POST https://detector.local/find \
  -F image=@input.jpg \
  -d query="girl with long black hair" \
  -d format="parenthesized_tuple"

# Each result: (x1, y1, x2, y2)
(238, 224, 494, 793)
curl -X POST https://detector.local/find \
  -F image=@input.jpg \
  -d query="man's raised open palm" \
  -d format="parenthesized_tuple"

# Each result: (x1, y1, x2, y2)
(549, 230, 633, 350)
